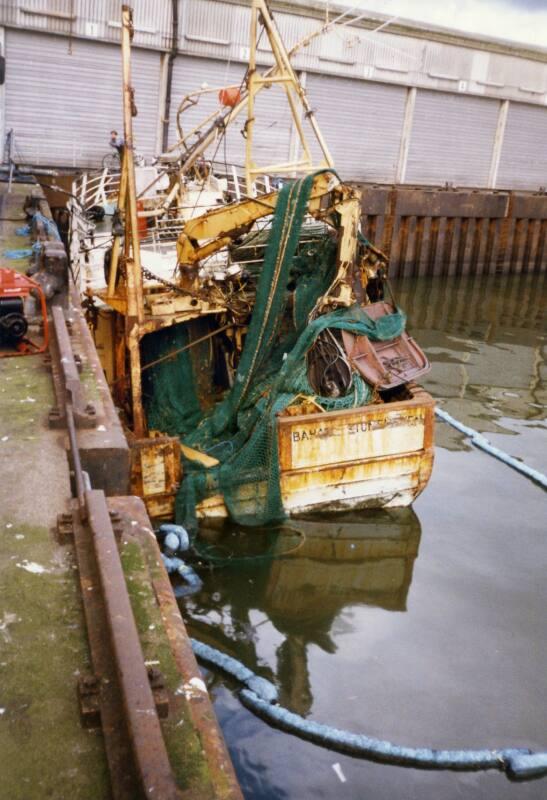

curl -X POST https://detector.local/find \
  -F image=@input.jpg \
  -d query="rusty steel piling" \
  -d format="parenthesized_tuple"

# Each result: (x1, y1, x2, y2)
(355, 185, 547, 277)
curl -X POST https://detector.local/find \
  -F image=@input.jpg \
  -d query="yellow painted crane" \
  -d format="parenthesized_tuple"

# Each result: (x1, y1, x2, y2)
(176, 170, 366, 313)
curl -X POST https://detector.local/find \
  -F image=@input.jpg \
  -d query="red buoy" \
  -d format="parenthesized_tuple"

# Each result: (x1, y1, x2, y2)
(137, 200, 147, 240)
(218, 87, 241, 108)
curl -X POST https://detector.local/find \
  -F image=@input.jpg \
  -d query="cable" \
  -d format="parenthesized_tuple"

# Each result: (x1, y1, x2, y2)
(186, 33, 258, 219)
(79, 237, 115, 254)
(186, 21, 269, 218)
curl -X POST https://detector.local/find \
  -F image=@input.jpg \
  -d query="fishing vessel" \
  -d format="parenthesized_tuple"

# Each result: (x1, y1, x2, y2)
(69, 2, 435, 531)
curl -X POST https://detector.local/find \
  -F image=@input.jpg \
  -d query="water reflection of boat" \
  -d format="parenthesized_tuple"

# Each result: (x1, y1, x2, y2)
(185, 508, 421, 715)
(265, 508, 421, 616)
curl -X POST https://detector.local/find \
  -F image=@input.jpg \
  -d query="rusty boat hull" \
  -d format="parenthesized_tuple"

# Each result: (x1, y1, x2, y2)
(195, 385, 435, 520)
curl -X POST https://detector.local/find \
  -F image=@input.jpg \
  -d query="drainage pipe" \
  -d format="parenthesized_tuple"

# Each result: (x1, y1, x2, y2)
(162, 0, 179, 153)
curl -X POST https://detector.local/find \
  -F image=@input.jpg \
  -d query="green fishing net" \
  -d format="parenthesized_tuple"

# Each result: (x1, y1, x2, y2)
(141, 323, 203, 436)
(142, 172, 406, 531)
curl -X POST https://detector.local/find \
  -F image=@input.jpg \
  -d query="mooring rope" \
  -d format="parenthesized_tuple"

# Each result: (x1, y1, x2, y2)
(435, 408, 547, 490)
(190, 638, 547, 782)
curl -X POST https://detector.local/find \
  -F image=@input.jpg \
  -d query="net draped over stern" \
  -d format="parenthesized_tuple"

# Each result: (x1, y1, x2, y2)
(142, 173, 406, 531)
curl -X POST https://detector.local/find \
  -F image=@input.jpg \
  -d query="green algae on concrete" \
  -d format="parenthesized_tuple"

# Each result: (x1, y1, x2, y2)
(0, 185, 111, 800)
(0, 358, 53, 436)
(130, 525, 239, 798)
(79, 358, 101, 404)
(0, 360, 111, 799)
(120, 535, 216, 797)
(1, 231, 32, 274)
(0, 522, 111, 800)
(0, 184, 34, 276)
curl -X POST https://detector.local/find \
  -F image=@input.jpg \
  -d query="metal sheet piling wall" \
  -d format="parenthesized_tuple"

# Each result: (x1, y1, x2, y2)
(354, 185, 547, 276)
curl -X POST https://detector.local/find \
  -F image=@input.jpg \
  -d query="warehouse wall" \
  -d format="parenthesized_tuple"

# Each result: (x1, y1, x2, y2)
(167, 55, 295, 169)
(304, 74, 407, 183)
(497, 103, 547, 191)
(404, 91, 500, 186)
(4, 29, 161, 167)
(1, 0, 547, 190)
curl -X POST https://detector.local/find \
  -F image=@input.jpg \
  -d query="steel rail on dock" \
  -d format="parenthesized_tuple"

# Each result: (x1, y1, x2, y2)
(52, 309, 184, 800)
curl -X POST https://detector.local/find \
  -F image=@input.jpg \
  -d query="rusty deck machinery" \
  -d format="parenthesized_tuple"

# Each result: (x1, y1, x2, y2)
(50, 301, 242, 798)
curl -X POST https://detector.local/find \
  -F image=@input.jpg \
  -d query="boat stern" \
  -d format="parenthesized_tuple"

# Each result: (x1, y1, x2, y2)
(277, 385, 435, 514)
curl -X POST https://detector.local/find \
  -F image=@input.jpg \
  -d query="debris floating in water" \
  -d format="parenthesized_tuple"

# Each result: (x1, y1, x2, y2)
(332, 763, 347, 783)
(191, 638, 547, 782)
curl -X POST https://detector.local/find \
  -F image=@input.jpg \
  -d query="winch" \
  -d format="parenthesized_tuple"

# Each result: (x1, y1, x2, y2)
(0, 268, 49, 357)
(0, 294, 27, 343)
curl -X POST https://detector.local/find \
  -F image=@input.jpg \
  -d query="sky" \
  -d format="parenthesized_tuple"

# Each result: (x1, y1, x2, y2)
(335, 0, 547, 47)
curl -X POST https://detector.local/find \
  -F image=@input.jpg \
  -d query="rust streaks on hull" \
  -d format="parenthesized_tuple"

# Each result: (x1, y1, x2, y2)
(195, 386, 435, 521)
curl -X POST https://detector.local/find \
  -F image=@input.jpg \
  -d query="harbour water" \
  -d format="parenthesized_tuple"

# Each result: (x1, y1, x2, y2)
(178, 272, 546, 800)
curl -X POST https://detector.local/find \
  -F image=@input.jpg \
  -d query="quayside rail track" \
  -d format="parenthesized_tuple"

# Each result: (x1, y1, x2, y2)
(53, 306, 184, 799)
(48, 295, 243, 799)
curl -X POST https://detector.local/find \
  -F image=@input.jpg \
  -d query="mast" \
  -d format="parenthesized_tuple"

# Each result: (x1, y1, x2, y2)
(245, 0, 334, 195)
(121, 4, 146, 437)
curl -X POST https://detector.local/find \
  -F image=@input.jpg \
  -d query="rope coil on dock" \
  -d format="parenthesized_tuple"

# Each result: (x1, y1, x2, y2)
(190, 639, 547, 782)
(435, 407, 547, 489)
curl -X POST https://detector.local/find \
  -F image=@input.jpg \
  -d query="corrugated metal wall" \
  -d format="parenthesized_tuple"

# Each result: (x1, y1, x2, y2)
(249, 83, 297, 169)
(405, 90, 499, 186)
(2, 3, 547, 190)
(305, 74, 407, 182)
(496, 102, 547, 190)
(2, 0, 547, 108)
(0, 0, 173, 50)
(485, 53, 547, 100)
(180, 0, 242, 60)
(4, 29, 161, 167)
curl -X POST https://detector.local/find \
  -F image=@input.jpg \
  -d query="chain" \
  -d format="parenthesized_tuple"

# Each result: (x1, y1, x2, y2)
(118, 258, 197, 297)
(141, 264, 198, 296)
(118, 258, 254, 316)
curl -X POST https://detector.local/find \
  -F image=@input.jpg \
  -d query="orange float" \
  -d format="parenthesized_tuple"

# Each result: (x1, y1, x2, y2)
(218, 87, 241, 108)
(137, 200, 148, 241)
